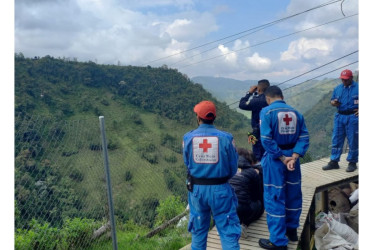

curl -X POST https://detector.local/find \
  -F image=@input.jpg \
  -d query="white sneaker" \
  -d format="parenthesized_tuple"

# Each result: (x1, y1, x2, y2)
(241, 224, 249, 238)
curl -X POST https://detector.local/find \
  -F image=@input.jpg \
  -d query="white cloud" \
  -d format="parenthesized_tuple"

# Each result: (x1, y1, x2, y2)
(232, 39, 250, 51)
(246, 53, 271, 71)
(218, 44, 237, 64)
(282, 0, 358, 40)
(14, 0, 358, 81)
(280, 37, 334, 61)
(165, 19, 192, 39)
(163, 12, 218, 41)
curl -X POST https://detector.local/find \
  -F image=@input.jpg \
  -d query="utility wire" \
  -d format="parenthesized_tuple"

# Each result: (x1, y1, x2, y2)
(144, 0, 342, 66)
(178, 13, 357, 70)
(276, 50, 358, 87)
(282, 61, 358, 91)
(226, 59, 358, 107)
(169, 0, 343, 67)
(169, 23, 274, 67)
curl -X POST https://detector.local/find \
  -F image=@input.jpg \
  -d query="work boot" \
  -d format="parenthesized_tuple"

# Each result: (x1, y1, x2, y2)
(259, 239, 287, 249)
(322, 160, 339, 170)
(286, 228, 298, 242)
(346, 162, 357, 172)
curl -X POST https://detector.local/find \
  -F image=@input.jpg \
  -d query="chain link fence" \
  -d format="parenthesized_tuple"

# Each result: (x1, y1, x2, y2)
(14, 109, 347, 249)
(14, 112, 190, 249)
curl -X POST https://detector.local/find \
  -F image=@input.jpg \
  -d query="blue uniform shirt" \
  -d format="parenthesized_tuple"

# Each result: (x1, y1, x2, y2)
(183, 124, 238, 179)
(239, 93, 268, 128)
(331, 81, 359, 112)
(260, 100, 309, 159)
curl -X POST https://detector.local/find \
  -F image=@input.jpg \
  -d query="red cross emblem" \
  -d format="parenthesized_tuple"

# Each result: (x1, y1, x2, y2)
(283, 114, 292, 125)
(199, 139, 212, 153)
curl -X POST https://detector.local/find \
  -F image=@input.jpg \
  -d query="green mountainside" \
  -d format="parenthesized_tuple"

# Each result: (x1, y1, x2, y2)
(284, 78, 341, 114)
(302, 91, 336, 159)
(15, 54, 252, 232)
(14, 53, 358, 247)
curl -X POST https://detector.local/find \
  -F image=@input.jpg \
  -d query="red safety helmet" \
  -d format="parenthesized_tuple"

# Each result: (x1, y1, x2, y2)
(194, 101, 216, 120)
(340, 69, 353, 80)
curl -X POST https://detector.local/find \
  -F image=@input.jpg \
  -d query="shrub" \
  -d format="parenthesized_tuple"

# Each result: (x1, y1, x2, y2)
(15, 219, 59, 250)
(15, 218, 98, 250)
(141, 152, 158, 164)
(164, 154, 177, 163)
(69, 169, 84, 182)
(124, 170, 133, 182)
(155, 195, 185, 226)
(60, 218, 97, 248)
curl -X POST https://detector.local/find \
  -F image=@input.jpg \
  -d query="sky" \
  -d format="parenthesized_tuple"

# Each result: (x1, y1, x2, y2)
(3, 0, 373, 246)
(13, 0, 360, 84)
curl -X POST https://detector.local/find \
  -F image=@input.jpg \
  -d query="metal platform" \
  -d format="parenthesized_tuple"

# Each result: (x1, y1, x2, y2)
(180, 154, 358, 250)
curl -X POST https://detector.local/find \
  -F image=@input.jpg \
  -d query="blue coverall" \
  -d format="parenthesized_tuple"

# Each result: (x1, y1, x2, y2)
(183, 124, 240, 250)
(239, 93, 268, 160)
(330, 81, 359, 163)
(260, 100, 309, 246)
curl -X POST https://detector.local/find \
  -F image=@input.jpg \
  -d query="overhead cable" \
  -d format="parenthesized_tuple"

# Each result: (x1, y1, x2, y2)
(276, 50, 358, 87)
(226, 58, 358, 107)
(178, 13, 357, 70)
(282, 61, 358, 91)
(144, 0, 342, 66)
(169, 0, 343, 67)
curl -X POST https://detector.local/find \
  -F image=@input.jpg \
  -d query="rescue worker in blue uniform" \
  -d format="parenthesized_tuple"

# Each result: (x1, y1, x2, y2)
(258, 86, 309, 249)
(239, 79, 270, 160)
(323, 69, 359, 172)
(183, 100, 241, 250)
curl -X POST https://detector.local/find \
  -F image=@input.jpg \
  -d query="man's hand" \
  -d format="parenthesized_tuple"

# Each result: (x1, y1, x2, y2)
(249, 85, 258, 94)
(280, 156, 292, 165)
(286, 159, 296, 171)
(331, 99, 341, 107)
(280, 155, 297, 171)
(292, 153, 300, 161)
(354, 109, 359, 116)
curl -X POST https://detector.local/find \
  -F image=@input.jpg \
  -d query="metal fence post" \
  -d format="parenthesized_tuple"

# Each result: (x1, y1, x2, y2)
(99, 116, 118, 250)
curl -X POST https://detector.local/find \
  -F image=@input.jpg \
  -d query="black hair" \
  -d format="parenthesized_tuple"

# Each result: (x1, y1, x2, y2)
(237, 148, 257, 165)
(264, 85, 283, 99)
(257, 79, 270, 92)
(200, 112, 215, 124)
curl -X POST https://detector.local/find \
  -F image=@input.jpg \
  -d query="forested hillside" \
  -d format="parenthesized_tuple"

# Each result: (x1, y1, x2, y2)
(15, 54, 249, 129)
(14, 53, 252, 248)
(303, 91, 337, 159)
(284, 78, 341, 114)
(14, 53, 358, 249)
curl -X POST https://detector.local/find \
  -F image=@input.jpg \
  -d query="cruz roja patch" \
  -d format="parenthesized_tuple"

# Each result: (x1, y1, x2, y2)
(192, 136, 219, 164)
(278, 111, 297, 135)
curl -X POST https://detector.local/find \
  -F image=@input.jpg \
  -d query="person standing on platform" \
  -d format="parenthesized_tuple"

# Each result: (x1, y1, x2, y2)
(239, 79, 270, 160)
(322, 69, 359, 172)
(258, 86, 309, 250)
(183, 100, 241, 250)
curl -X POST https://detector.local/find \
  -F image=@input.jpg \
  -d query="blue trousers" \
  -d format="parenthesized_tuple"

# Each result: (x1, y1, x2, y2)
(261, 152, 302, 246)
(331, 113, 358, 163)
(188, 184, 241, 250)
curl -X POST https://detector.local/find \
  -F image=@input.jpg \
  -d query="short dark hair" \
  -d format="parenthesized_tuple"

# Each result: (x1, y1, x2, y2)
(200, 113, 215, 124)
(264, 85, 283, 99)
(237, 148, 257, 165)
(258, 79, 270, 92)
